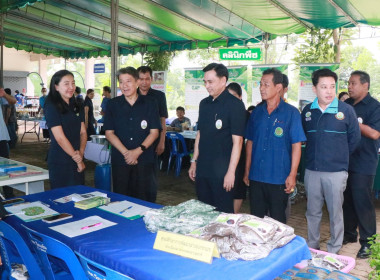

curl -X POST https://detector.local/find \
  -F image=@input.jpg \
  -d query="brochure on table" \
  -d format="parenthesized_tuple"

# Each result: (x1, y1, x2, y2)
(99, 200, 151, 220)
(50, 215, 116, 237)
(54, 191, 107, 203)
(5, 201, 59, 222)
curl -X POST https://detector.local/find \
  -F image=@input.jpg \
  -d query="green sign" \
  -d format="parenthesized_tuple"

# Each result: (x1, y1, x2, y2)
(219, 48, 261, 60)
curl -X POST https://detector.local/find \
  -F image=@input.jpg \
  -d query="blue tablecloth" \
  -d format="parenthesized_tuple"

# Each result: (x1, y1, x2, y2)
(5, 186, 311, 280)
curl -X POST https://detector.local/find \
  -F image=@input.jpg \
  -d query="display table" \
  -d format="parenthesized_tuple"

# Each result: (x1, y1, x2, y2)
(0, 157, 48, 194)
(5, 186, 311, 280)
(180, 130, 197, 140)
(17, 117, 43, 142)
(84, 141, 110, 165)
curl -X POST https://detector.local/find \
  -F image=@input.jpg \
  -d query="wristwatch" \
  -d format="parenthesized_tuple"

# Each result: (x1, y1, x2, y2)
(140, 144, 146, 151)
(190, 159, 197, 163)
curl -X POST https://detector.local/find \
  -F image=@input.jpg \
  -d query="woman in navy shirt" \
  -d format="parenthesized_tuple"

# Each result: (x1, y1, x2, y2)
(84, 88, 96, 139)
(44, 70, 87, 189)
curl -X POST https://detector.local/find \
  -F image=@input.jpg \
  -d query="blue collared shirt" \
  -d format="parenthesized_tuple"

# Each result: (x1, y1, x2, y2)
(245, 99, 306, 184)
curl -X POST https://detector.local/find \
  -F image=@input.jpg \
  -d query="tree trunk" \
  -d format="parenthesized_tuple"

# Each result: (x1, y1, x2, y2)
(333, 29, 341, 63)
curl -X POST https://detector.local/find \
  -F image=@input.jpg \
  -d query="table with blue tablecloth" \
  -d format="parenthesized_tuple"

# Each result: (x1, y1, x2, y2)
(5, 186, 311, 280)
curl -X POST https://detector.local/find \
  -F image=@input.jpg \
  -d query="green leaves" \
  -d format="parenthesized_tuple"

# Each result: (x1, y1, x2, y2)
(368, 234, 380, 279)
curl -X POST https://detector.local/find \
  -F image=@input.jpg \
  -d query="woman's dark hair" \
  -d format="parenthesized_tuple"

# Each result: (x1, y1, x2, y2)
(47, 70, 80, 114)
(86, 89, 94, 95)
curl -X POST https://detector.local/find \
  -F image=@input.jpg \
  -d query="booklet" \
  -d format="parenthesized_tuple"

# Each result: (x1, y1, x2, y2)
(5, 201, 59, 222)
(98, 200, 151, 220)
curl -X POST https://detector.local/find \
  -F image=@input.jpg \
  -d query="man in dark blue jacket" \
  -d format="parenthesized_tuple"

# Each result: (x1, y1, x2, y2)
(343, 71, 380, 258)
(301, 68, 360, 254)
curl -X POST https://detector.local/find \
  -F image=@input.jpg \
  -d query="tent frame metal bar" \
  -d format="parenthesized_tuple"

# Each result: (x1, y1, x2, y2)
(327, 0, 358, 26)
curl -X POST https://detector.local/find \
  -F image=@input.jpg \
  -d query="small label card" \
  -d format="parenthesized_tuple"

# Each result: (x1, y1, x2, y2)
(153, 230, 220, 264)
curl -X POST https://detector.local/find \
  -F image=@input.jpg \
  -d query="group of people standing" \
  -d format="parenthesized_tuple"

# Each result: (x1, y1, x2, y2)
(189, 63, 379, 259)
(26, 62, 379, 259)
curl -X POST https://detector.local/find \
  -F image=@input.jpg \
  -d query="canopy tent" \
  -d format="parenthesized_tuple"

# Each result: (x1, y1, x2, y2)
(1, 0, 380, 59)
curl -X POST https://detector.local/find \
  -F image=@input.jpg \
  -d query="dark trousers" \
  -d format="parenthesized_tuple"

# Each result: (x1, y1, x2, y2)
(7, 122, 17, 149)
(87, 123, 96, 140)
(49, 163, 85, 189)
(343, 172, 376, 246)
(112, 163, 156, 203)
(249, 180, 289, 224)
(195, 177, 234, 213)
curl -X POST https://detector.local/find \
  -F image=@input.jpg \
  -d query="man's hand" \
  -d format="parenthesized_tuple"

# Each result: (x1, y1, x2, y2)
(223, 171, 235, 192)
(155, 141, 165, 155)
(188, 162, 196, 181)
(285, 174, 296, 194)
(243, 171, 249, 186)
(0, 88, 5, 97)
(77, 161, 85, 173)
(124, 148, 142, 165)
(72, 150, 83, 163)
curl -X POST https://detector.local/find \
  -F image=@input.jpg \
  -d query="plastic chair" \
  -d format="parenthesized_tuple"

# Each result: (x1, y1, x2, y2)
(0, 221, 44, 280)
(166, 132, 191, 176)
(22, 225, 87, 280)
(76, 251, 133, 280)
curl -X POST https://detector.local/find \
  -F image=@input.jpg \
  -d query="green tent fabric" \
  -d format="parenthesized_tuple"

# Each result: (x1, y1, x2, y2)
(1, 0, 380, 58)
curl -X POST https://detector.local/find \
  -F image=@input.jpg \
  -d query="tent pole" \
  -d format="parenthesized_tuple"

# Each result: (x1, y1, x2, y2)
(264, 33, 269, 64)
(110, 0, 119, 98)
(0, 14, 4, 88)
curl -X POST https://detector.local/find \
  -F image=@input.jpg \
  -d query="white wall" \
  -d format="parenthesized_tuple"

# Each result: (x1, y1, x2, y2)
(3, 47, 35, 72)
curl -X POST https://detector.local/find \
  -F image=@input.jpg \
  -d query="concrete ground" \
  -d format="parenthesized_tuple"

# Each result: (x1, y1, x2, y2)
(8, 123, 380, 279)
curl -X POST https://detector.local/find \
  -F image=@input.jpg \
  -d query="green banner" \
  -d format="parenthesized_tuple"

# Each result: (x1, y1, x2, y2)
(251, 64, 288, 105)
(298, 63, 340, 110)
(220, 48, 261, 61)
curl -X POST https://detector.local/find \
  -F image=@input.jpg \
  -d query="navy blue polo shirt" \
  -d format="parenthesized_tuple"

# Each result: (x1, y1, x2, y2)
(44, 98, 84, 166)
(245, 99, 306, 185)
(83, 96, 95, 124)
(197, 89, 247, 178)
(104, 95, 161, 165)
(138, 87, 168, 118)
(301, 97, 360, 172)
(346, 93, 380, 175)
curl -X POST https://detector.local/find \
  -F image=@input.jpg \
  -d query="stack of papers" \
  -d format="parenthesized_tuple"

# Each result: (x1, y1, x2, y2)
(50, 216, 116, 237)
(8, 170, 43, 178)
(99, 200, 151, 220)
(75, 196, 110, 209)
(54, 191, 107, 204)
(5, 201, 59, 222)
(0, 165, 27, 173)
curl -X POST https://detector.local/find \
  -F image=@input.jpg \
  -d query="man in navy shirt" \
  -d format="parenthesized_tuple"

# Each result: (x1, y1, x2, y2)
(188, 63, 246, 213)
(343, 71, 380, 258)
(301, 69, 360, 254)
(105, 67, 160, 202)
(244, 68, 305, 223)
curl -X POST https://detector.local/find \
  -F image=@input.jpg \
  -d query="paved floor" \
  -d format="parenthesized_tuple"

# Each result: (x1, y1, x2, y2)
(9, 127, 380, 279)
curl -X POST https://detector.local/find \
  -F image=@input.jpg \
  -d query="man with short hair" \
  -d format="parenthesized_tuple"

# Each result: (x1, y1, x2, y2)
(280, 74, 289, 101)
(170, 106, 191, 131)
(343, 70, 380, 259)
(188, 63, 246, 213)
(244, 68, 305, 223)
(137, 66, 168, 203)
(301, 68, 360, 254)
(104, 67, 160, 202)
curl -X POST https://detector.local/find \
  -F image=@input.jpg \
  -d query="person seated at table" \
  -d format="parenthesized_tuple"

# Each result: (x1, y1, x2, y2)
(170, 106, 191, 131)
(84, 89, 97, 139)
(104, 67, 160, 202)
(44, 70, 87, 189)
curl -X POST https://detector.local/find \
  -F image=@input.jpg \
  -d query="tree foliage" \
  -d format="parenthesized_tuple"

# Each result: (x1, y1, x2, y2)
(293, 29, 336, 64)
(144, 51, 172, 71)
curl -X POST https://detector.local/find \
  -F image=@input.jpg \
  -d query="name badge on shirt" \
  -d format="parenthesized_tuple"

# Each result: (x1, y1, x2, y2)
(274, 127, 283, 137)
(335, 112, 345, 120)
(358, 117, 363, 124)
(215, 119, 222, 129)
(305, 111, 311, 121)
(141, 120, 147, 129)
